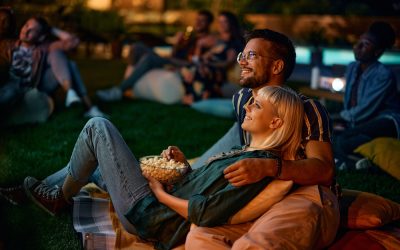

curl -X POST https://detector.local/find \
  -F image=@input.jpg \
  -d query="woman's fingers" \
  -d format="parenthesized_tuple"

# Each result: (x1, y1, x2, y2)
(161, 146, 174, 160)
(161, 146, 185, 162)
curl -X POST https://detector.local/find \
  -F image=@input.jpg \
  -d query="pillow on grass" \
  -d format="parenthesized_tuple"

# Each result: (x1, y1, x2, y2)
(354, 137, 400, 181)
(228, 180, 293, 224)
(340, 189, 400, 229)
(133, 69, 184, 105)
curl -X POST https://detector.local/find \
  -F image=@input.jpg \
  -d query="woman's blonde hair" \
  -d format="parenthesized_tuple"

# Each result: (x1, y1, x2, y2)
(256, 86, 304, 160)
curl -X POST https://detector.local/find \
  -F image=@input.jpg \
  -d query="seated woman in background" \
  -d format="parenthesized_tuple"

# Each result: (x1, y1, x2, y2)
(181, 10, 245, 104)
(1, 86, 303, 250)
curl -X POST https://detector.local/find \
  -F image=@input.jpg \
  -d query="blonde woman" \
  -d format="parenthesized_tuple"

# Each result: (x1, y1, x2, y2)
(1, 86, 303, 250)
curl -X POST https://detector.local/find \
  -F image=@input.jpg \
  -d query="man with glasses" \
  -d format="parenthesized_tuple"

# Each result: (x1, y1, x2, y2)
(186, 29, 339, 249)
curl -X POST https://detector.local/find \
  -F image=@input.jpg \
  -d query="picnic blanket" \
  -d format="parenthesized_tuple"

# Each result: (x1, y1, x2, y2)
(73, 184, 184, 250)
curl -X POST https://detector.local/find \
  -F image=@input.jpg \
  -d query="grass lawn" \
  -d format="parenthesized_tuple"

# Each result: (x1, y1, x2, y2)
(1, 58, 399, 249)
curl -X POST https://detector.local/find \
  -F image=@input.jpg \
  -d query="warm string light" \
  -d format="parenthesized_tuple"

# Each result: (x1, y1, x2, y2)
(86, 0, 112, 11)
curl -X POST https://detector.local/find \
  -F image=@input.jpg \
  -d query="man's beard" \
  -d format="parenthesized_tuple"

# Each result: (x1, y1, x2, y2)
(240, 75, 268, 89)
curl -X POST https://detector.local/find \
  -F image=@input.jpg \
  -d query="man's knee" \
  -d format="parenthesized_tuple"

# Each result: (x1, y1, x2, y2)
(47, 49, 68, 64)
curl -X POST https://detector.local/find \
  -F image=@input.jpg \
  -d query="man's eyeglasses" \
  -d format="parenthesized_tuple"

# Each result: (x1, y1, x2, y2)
(236, 51, 276, 63)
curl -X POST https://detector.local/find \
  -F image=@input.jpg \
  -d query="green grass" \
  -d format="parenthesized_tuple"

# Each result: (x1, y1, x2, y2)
(1, 58, 399, 249)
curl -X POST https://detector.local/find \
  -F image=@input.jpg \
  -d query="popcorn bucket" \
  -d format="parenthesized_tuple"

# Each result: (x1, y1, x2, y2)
(140, 156, 190, 184)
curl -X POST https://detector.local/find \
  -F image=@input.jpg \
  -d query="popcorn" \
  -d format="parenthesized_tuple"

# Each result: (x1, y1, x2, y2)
(140, 156, 189, 184)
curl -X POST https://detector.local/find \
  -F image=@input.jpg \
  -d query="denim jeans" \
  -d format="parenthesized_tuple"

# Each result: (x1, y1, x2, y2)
(44, 119, 240, 231)
(44, 165, 105, 190)
(333, 117, 397, 167)
(37, 50, 87, 97)
(46, 117, 151, 233)
(192, 122, 241, 169)
(46, 122, 241, 183)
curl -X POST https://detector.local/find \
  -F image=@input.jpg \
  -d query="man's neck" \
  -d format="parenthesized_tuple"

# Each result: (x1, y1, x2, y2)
(252, 81, 284, 92)
(359, 60, 377, 72)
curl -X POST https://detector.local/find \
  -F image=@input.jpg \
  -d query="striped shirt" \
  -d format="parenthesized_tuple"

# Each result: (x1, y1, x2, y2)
(232, 87, 333, 148)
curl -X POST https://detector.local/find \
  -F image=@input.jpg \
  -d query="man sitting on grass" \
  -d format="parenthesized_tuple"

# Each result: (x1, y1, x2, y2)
(333, 21, 400, 170)
(0, 15, 106, 123)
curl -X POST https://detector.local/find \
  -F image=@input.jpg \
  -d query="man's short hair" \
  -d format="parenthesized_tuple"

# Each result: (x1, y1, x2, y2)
(367, 21, 396, 50)
(198, 10, 214, 25)
(245, 29, 296, 81)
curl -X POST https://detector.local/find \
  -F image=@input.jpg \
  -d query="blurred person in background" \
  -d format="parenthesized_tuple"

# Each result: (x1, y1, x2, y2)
(96, 10, 216, 102)
(0, 16, 107, 125)
(181, 10, 245, 105)
(0, 9, 54, 125)
(334, 21, 400, 170)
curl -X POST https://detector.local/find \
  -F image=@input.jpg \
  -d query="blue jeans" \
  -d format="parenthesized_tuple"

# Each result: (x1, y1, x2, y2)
(46, 118, 151, 233)
(46, 122, 241, 182)
(37, 50, 87, 97)
(43, 119, 240, 230)
(333, 117, 397, 167)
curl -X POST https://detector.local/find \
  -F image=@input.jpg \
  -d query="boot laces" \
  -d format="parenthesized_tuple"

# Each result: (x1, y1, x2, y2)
(34, 183, 61, 200)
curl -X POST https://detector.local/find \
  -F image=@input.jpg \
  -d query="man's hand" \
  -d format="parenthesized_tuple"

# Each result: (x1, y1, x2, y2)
(48, 27, 79, 51)
(223, 158, 275, 187)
